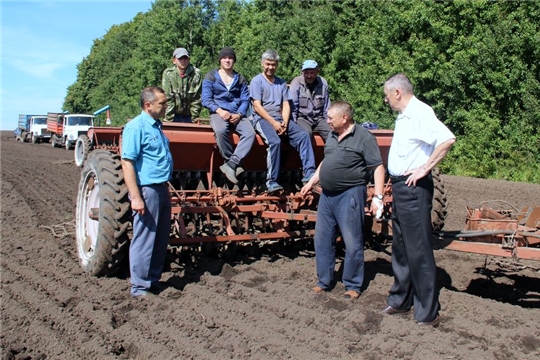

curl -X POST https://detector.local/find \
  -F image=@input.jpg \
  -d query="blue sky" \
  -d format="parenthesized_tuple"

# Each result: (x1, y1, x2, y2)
(1, 0, 154, 130)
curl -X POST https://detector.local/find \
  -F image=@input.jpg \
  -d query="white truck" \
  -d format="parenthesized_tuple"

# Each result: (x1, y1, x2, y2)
(15, 114, 51, 143)
(47, 112, 94, 150)
(29, 115, 51, 143)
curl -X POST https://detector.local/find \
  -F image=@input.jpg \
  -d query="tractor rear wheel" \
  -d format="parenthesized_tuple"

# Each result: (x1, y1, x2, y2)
(74, 134, 91, 167)
(431, 167, 448, 231)
(75, 150, 131, 276)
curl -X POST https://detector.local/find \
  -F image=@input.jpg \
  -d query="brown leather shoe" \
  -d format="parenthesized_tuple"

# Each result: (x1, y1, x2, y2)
(312, 286, 325, 293)
(417, 315, 440, 327)
(381, 305, 409, 315)
(343, 290, 361, 300)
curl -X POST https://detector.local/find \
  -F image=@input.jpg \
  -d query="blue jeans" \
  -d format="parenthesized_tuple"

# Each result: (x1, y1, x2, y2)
(314, 185, 366, 292)
(130, 184, 171, 296)
(210, 114, 255, 166)
(253, 118, 316, 186)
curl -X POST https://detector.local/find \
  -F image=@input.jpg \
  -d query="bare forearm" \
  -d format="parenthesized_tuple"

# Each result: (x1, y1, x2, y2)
(309, 162, 322, 185)
(405, 138, 456, 187)
(424, 138, 456, 172)
(300, 162, 323, 195)
(281, 101, 290, 123)
(371, 164, 385, 195)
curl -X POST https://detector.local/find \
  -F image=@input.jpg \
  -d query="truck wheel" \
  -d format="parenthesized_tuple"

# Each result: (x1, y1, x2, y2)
(76, 150, 131, 276)
(51, 137, 57, 148)
(74, 135, 92, 167)
(65, 140, 73, 150)
(431, 167, 448, 231)
(22, 131, 29, 143)
(32, 134, 39, 144)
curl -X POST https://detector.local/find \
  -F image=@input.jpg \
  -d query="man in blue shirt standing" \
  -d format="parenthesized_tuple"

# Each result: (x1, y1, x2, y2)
(202, 46, 255, 184)
(121, 86, 173, 299)
(250, 49, 316, 193)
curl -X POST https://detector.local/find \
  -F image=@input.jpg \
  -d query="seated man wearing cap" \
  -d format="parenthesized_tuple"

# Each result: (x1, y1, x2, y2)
(289, 60, 332, 142)
(162, 47, 202, 123)
(202, 47, 255, 184)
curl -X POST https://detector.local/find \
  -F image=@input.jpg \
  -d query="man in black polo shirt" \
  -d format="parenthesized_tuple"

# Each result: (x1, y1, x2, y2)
(301, 101, 385, 299)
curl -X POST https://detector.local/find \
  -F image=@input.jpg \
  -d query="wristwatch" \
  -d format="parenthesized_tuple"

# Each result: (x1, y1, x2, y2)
(375, 194, 383, 200)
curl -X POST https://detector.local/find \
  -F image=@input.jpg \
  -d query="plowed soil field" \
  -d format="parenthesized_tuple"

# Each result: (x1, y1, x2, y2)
(1, 131, 539, 360)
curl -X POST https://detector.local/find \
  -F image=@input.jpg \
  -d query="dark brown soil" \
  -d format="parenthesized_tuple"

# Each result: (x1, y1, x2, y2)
(1, 131, 539, 360)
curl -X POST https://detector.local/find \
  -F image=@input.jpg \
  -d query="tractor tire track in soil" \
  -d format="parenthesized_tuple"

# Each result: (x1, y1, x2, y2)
(1, 132, 540, 359)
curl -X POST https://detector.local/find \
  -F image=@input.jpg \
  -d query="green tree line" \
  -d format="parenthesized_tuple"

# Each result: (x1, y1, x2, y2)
(64, 0, 540, 183)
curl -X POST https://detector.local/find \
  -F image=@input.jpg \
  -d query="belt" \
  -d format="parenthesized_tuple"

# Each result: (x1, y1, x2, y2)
(145, 182, 168, 187)
(389, 175, 409, 184)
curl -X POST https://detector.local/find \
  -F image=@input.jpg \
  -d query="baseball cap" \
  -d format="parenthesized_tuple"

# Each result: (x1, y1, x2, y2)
(302, 60, 318, 71)
(173, 47, 190, 58)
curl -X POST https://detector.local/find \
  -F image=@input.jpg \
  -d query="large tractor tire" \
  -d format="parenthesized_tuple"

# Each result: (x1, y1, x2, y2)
(431, 167, 448, 231)
(76, 150, 131, 276)
(74, 134, 92, 167)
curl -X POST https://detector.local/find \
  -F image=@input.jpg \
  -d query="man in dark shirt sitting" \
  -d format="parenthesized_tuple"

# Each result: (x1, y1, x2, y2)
(301, 101, 385, 300)
(289, 60, 331, 141)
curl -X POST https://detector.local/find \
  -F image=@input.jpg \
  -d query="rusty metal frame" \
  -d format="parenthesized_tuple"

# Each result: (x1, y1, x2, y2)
(447, 206, 540, 261)
(84, 125, 413, 251)
(86, 124, 540, 261)
(87, 126, 122, 153)
(166, 184, 320, 245)
(443, 240, 540, 261)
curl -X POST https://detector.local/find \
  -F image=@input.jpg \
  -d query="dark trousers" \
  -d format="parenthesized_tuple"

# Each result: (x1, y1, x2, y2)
(173, 114, 192, 123)
(387, 175, 439, 322)
(296, 118, 331, 142)
(314, 185, 366, 292)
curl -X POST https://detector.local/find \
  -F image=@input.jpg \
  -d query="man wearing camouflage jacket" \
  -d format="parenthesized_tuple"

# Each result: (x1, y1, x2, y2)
(162, 47, 202, 122)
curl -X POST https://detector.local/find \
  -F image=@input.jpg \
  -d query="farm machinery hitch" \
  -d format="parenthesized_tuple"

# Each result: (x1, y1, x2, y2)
(448, 203, 540, 261)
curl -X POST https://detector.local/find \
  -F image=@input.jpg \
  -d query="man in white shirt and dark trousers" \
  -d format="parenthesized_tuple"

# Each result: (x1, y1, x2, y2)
(381, 73, 456, 327)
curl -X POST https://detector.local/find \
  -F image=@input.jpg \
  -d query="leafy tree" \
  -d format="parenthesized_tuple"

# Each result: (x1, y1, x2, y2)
(63, 0, 540, 183)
